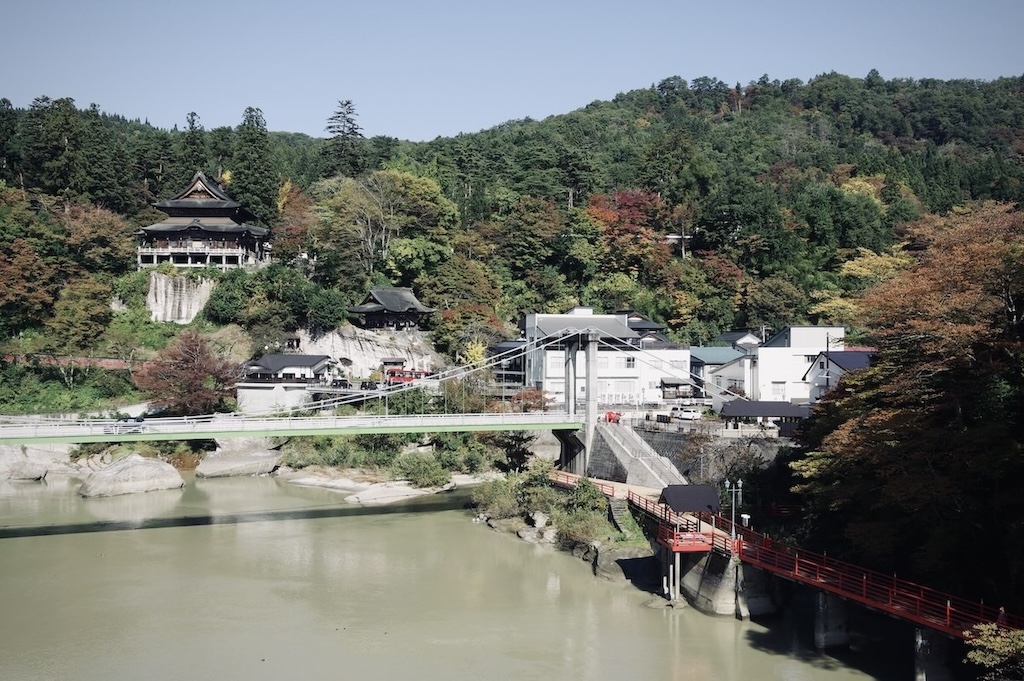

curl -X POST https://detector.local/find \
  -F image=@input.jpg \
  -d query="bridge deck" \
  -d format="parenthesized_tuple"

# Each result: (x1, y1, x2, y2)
(0, 413, 585, 445)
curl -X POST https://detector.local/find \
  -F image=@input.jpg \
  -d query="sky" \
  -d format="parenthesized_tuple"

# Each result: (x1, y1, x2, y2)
(2, 0, 1022, 142)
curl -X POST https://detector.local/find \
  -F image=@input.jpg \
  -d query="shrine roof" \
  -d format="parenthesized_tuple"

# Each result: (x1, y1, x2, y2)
(138, 217, 269, 237)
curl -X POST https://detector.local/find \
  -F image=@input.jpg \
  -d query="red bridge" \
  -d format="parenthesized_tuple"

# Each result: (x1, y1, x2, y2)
(625, 488, 1017, 639)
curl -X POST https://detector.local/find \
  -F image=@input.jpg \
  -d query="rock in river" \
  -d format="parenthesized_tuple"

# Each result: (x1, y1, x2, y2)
(78, 454, 185, 498)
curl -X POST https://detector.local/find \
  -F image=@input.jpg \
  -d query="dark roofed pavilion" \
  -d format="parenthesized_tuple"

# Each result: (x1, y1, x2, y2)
(347, 287, 435, 329)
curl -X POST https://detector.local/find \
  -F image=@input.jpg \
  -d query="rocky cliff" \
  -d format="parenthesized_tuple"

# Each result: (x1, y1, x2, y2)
(147, 271, 214, 324)
(296, 326, 444, 378)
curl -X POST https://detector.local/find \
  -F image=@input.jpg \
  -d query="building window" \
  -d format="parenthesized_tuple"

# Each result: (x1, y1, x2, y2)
(772, 381, 785, 398)
(625, 357, 636, 369)
(819, 361, 825, 369)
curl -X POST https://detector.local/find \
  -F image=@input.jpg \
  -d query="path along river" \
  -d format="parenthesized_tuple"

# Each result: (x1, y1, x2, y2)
(0, 474, 910, 681)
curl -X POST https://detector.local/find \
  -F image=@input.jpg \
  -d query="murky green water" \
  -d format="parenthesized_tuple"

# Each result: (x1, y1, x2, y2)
(0, 475, 906, 680)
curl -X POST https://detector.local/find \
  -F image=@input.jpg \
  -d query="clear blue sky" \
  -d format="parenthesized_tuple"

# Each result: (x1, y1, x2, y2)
(2, 0, 1021, 142)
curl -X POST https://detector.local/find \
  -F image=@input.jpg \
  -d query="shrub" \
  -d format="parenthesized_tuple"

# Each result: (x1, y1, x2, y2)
(471, 477, 521, 519)
(393, 452, 451, 488)
(552, 508, 615, 547)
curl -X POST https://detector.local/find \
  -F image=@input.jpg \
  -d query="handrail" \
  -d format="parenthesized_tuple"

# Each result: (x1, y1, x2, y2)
(0, 411, 586, 444)
(626, 492, 1016, 637)
(548, 470, 618, 498)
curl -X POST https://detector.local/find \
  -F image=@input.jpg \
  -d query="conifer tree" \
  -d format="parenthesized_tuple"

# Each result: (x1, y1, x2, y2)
(320, 99, 365, 179)
(229, 106, 277, 226)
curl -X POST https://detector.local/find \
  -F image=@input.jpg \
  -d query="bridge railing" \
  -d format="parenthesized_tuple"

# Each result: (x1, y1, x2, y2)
(627, 491, 733, 554)
(0, 411, 586, 443)
(548, 470, 618, 498)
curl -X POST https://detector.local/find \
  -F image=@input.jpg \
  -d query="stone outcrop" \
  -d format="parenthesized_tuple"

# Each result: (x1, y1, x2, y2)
(78, 454, 185, 497)
(147, 271, 214, 324)
(0, 443, 76, 480)
(196, 451, 282, 478)
(294, 326, 443, 379)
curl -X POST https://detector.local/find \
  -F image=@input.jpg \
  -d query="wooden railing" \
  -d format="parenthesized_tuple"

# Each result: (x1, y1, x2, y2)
(548, 470, 618, 498)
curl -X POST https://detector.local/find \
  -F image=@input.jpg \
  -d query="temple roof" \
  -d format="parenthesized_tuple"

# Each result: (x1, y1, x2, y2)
(137, 216, 269, 237)
(348, 288, 435, 315)
(153, 171, 257, 223)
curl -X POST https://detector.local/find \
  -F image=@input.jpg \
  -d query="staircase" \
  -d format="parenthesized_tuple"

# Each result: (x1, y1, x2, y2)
(597, 423, 687, 488)
(608, 497, 632, 532)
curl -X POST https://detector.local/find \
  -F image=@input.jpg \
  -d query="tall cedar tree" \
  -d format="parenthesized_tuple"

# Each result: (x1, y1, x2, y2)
(132, 329, 242, 415)
(321, 99, 365, 179)
(229, 107, 277, 227)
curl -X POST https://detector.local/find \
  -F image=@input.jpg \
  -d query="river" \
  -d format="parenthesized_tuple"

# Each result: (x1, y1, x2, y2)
(0, 475, 908, 681)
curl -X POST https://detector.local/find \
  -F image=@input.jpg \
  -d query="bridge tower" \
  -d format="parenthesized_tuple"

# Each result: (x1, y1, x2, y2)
(559, 330, 599, 475)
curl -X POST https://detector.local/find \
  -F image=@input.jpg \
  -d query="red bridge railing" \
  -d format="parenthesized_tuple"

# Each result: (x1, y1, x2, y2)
(625, 493, 1018, 639)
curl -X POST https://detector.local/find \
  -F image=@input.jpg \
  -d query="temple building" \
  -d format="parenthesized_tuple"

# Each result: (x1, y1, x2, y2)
(137, 171, 271, 269)
(347, 287, 435, 329)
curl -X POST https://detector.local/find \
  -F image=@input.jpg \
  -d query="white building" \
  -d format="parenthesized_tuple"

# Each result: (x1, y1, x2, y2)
(752, 326, 845, 404)
(521, 307, 690, 409)
(803, 349, 875, 403)
(235, 354, 332, 414)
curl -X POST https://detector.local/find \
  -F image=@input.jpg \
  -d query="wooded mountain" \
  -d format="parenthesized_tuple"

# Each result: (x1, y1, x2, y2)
(3, 71, 1024, 618)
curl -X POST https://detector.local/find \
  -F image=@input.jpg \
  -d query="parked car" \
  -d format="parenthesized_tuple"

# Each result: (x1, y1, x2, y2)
(670, 406, 703, 421)
(104, 416, 146, 434)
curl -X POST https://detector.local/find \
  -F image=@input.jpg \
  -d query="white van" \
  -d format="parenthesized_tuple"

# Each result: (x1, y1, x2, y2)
(670, 406, 703, 421)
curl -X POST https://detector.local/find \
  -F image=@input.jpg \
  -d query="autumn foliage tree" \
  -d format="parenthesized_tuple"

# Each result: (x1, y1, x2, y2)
(792, 203, 1024, 605)
(132, 330, 242, 416)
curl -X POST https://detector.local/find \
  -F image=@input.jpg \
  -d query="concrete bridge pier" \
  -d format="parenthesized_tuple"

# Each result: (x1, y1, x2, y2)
(914, 628, 953, 681)
(660, 546, 684, 602)
(813, 592, 849, 650)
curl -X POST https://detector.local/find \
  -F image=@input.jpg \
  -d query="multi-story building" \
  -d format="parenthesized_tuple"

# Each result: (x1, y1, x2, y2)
(753, 326, 845, 404)
(137, 172, 270, 270)
(521, 307, 690, 408)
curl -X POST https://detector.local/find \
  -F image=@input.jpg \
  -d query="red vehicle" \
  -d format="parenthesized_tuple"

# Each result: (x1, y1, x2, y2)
(384, 367, 431, 385)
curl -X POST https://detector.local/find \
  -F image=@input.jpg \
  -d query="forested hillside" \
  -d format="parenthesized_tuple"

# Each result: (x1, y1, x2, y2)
(3, 70, 1024, 631)
(2, 71, 1022, 358)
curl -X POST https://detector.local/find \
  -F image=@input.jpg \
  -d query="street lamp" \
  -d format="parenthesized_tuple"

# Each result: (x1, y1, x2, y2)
(724, 479, 743, 539)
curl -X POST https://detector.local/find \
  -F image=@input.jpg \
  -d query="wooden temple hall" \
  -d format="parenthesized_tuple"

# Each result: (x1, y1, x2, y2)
(137, 172, 270, 270)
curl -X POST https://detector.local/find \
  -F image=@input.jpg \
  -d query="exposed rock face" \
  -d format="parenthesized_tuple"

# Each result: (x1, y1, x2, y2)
(294, 327, 443, 379)
(196, 452, 282, 478)
(6, 461, 49, 481)
(147, 271, 214, 324)
(0, 443, 76, 480)
(78, 454, 185, 497)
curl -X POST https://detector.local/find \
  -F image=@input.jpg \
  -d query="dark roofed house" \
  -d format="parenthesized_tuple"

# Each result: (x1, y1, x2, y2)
(236, 354, 333, 414)
(804, 349, 876, 402)
(243, 354, 332, 381)
(137, 171, 270, 270)
(719, 400, 810, 438)
(347, 287, 435, 329)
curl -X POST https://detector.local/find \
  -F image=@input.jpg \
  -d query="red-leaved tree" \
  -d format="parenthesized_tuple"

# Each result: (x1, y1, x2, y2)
(133, 330, 243, 416)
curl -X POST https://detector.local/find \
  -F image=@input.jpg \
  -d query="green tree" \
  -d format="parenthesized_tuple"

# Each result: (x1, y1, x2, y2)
(229, 107, 277, 226)
(320, 99, 365, 178)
